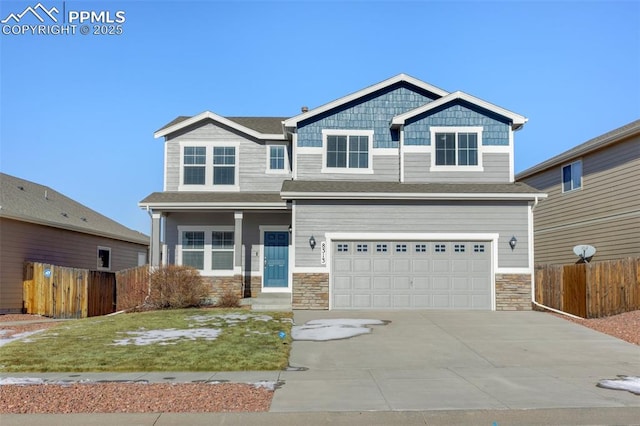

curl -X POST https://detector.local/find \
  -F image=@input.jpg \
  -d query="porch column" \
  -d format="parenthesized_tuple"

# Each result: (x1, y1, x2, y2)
(150, 212, 162, 267)
(234, 211, 243, 274)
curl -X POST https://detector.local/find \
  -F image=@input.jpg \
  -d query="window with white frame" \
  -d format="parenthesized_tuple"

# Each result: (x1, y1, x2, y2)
(179, 142, 239, 190)
(179, 227, 234, 273)
(430, 127, 483, 170)
(562, 160, 582, 192)
(183, 146, 206, 185)
(322, 130, 373, 173)
(266, 144, 289, 173)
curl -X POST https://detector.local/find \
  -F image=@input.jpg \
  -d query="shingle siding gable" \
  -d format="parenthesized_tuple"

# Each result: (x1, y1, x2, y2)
(297, 83, 439, 149)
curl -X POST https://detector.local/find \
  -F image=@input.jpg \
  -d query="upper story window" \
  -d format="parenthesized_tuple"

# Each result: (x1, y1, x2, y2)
(266, 143, 290, 174)
(183, 147, 206, 184)
(213, 147, 236, 185)
(322, 130, 374, 174)
(430, 127, 483, 171)
(179, 142, 239, 191)
(562, 160, 582, 193)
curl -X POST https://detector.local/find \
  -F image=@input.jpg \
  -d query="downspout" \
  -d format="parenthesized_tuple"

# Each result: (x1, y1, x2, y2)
(528, 196, 582, 319)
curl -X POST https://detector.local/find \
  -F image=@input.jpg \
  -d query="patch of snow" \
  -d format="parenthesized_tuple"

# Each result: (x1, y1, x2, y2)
(112, 328, 222, 346)
(292, 319, 387, 341)
(252, 380, 278, 390)
(0, 377, 46, 385)
(0, 329, 46, 347)
(597, 376, 640, 395)
(188, 313, 274, 324)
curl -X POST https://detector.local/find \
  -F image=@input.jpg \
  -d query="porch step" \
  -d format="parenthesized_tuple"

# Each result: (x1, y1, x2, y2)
(250, 293, 292, 312)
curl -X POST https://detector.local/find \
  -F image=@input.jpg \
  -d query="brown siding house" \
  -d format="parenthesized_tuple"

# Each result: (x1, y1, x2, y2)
(0, 173, 149, 314)
(517, 119, 640, 264)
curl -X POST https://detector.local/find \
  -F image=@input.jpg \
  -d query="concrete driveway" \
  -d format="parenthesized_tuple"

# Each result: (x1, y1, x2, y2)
(270, 310, 640, 412)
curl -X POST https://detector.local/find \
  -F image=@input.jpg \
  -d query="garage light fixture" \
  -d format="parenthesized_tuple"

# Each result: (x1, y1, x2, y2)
(509, 236, 517, 250)
(309, 235, 316, 250)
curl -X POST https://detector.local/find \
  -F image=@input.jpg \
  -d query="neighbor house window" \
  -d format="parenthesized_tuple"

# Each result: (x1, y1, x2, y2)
(183, 146, 206, 184)
(322, 130, 373, 173)
(562, 160, 582, 192)
(179, 227, 235, 274)
(213, 147, 236, 185)
(97, 246, 111, 270)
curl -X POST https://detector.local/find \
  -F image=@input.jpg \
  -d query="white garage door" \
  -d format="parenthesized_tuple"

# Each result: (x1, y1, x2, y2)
(332, 241, 491, 309)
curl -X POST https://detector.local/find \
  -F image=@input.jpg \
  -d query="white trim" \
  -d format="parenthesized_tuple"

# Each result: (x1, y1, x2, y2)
(323, 232, 499, 311)
(295, 146, 322, 155)
(177, 141, 240, 192)
(402, 145, 430, 153)
(292, 267, 328, 273)
(155, 111, 286, 140)
(561, 159, 583, 193)
(283, 74, 449, 129)
(508, 129, 515, 182)
(292, 133, 298, 180)
(372, 147, 399, 156)
(399, 126, 405, 183)
(177, 225, 235, 277)
(280, 191, 546, 201)
(321, 129, 374, 174)
(265, 142, 291, 174)
(140, 202, 288, 210)
(259, 225, 292, 293)
(391, 91, 527, 131)
(496, 267, 533, 274)
(429, 126, 484, 172)
(482, 145, 511, 153)
(163, 141, 169, 191)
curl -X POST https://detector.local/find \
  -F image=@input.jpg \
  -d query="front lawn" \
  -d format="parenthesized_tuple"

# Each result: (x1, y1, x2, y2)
(0, 309, 292, 372)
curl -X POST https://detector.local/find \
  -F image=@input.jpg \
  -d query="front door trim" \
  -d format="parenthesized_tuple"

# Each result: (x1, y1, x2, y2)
(260, 225, 292, 293)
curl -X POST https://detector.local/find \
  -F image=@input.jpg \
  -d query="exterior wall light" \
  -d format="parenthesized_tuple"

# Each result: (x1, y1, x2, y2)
(309, 235, 316, 249)
(509, 236, 517, 250)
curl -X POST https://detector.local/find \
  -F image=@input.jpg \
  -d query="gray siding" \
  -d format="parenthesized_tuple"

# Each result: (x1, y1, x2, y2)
(520, 135, 640, 264)
(294, 200, 529, 269)
(0, 218, 148, 313)
(404, 153, 510, 183)
(164, 211, 290, 274)
(165, 121, 291, 192)
(296, 153, 399, 181)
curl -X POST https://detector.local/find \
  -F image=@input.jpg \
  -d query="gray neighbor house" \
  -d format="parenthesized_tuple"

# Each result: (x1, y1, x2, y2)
(139, 74, 546, 311)
(0, 173, 149, 314)
(516, 119, 640, 264)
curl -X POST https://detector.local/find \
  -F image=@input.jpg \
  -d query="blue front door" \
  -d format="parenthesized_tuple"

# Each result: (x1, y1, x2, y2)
(264, 231, 289, 288)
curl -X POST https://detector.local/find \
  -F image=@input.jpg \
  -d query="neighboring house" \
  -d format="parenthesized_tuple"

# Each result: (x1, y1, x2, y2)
(516, 119, 640, 265)
(0, 173, 149, 314)
(140, 74, 546, 310)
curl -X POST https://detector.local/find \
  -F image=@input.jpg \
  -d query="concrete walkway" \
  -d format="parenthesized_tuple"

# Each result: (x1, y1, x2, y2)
(1, 310, 639, 425)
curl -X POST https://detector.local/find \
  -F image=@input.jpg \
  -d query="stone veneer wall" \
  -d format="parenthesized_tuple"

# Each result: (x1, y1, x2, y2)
(202, 275, 243, 300)
(292, 273, 329, 309)
(244, 276, 262, 298)
(495, 274, 532, 311)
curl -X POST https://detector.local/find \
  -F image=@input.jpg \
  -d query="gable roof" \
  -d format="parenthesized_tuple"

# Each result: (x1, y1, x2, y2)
(391, 91, 527, 131)
(516, 118, 640, 179)
(0, 173, 148, 245)
(282, 73, 450, 129)
(154, 111, 287, 140)
(281, 180, 545, 201)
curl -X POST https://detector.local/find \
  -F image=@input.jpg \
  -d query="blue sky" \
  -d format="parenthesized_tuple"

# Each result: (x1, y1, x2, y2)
(1, 1, 639, 235)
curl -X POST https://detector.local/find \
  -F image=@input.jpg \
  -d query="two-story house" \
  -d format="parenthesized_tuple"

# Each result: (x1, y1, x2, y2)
(139, 74, 546, 310)
(517, 119, 640, 264)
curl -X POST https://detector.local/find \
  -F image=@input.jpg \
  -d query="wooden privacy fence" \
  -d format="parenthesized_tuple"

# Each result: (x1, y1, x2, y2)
(535, 257, 640, 318)
(23, 262, 150, 319)
(115, 265, 150, 311)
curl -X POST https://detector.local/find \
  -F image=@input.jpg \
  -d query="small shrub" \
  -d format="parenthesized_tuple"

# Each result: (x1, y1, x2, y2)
(148, 265, 209, 309)
(216, 290, 241, 308)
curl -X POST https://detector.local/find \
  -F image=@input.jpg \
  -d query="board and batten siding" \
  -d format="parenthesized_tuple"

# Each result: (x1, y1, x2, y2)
(164, 211, 290, 273)
(403, 152, 510, 183)
(0, 218, 148, 313)
(164, 121, 290, 192)
(520, 135, 640, 264)
(293, 200, 529, 269)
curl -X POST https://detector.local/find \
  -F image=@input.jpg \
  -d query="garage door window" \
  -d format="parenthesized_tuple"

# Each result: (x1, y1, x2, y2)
(474, 244, 485, 253)
(454, 244, 466, 253)
(395, 244, 407, 253)
(356, 244, 368, 252)
(435, 244, 446, 253)
(376, 243, 388, 252)
(415, 244, 427, 252)
(337, 243, 349, 252)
